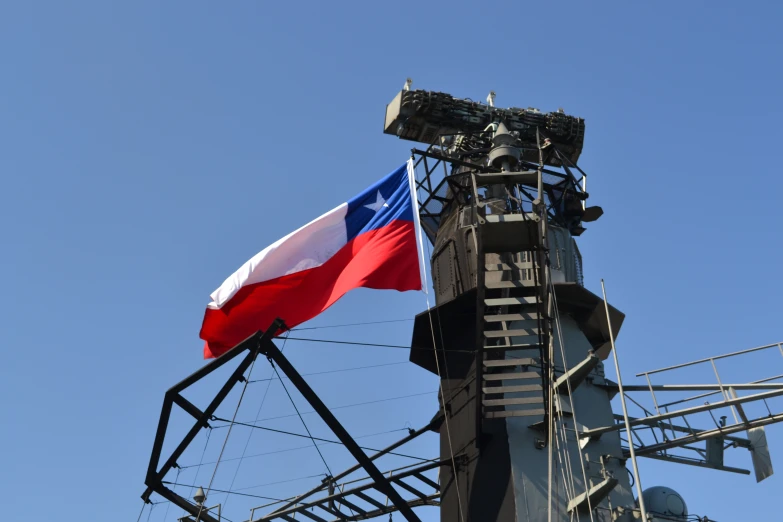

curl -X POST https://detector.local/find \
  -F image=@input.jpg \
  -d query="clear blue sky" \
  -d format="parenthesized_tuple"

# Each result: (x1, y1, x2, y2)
(1, 2, 782, 521)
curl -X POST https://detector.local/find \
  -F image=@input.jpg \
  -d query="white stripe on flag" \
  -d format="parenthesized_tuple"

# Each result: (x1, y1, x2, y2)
(208, 203, 349, 309)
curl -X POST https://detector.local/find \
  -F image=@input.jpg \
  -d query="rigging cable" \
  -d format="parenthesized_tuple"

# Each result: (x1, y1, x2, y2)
(212, 398, 436, 462)
(550, 272, 596, 522)
(270, 363, 334, 478)
(556, 393, 580, 522)
(282, 336, 472, 352)
(211, 391, 434, 428)
(291, 318, 413, 331)
(234, 473, 326, 493)
(268, 357, 354, 518)
(418, 158, 466, 522)
(248, 360, 408, 383)
(180, 425, 213, 520)
(557, 412, 578, 505)
(178, 427, 411, 470)
(194, 339, 263, 522)
(163, 467, 180, 522)
(162, 471, 325, 508)
(135, 503, 146, 522)
(162, 481, 290, 502)
(248, 361, 408, 383)
(221, 334, 289, 511)
(532, 128, 556, 522)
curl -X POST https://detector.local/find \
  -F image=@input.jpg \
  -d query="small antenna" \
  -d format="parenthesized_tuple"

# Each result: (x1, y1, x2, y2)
(193, 486, 206, 506)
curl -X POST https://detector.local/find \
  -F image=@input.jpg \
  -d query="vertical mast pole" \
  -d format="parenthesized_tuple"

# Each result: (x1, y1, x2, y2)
(536, 128, 555, 522)
(600, 280, 649, 522)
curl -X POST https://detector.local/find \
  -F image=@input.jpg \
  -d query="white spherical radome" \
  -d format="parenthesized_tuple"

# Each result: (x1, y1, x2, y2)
(641, 486, 688, 520)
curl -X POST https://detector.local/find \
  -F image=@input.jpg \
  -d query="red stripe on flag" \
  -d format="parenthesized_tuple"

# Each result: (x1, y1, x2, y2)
(199, 220, 421, 359)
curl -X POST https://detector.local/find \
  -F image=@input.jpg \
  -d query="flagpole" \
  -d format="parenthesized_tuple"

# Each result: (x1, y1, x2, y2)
(407, 158, 429, 293)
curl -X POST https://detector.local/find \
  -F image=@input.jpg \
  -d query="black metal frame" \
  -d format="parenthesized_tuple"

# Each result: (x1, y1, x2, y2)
(259, 334, 423, 522)
(142, 320, 424, 522)
(409, 131, 588, 245)
(259, 413, 443, 518)
(142, 326, 280, 522)
(253, 459, 445, 522)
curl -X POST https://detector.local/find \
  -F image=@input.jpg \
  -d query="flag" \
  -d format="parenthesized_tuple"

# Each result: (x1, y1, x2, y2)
(199, 160, 424, 358)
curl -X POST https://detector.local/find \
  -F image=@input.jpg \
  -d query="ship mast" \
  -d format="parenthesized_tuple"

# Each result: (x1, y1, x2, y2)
(140, 84, 783, 522)
(394, 87, 633, 521)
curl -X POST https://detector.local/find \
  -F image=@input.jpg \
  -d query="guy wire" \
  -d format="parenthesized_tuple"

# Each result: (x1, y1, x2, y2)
(222, 334, 290, 510)
(550, 272, 596, 522)
(195, 338, 262, 522)
(418, 156, 466, 522)
(271, 363, 334, 478)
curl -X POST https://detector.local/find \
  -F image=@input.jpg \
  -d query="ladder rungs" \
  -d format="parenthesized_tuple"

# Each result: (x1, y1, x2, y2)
(483, 357, 536, 368)
(484, 329, 540, 338)
(485, 262, 532, 271)
(483, 371, 539, 381)
(485, 409, 546, 419)
(483, 396, 544, 407)
(485, 333, 540, 345)
(483, 313, 539, 323)
(483, 384, 542, 394)
(486, 320, 540, 331)
(485, 272, 529, 284)
(484, 280, 537, 290)
(483, 342, 542, 351)
(484, 214, 530, 223)
(485, 297, 538, 307)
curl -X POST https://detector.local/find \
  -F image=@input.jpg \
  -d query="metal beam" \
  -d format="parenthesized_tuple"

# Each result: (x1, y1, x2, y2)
(153, 485, 221, 522)
(258, 334, 423, 522)
(607, 383, 783, 392)
(636, 342, 783, 376)
(635, 452, 750, 475)
(582, 387, 783, 439)
(629, 412, 783, 457)
(656, 372, 783, 409)
(614, 414, 751, 447)
(143, 327, 276, 503)
(729, 387, 751, 424)
(327, 495, 440, 522)
(173, 394, 208, 426)
(567, 476, 618, 513)
(268, 414, 442, 515)
(253, 459, 444, 521)
(411, 148, 493, 173)
(554, 353, 599, 394)
(144, 330, 261, 488)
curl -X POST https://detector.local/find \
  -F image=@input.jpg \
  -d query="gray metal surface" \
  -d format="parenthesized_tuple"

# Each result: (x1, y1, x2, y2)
(384, 89, 585, 166)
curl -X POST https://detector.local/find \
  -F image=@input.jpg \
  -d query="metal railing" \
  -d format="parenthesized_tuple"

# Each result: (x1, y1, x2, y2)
(635, 341, 783, 422)
(584, 341, 783, 479)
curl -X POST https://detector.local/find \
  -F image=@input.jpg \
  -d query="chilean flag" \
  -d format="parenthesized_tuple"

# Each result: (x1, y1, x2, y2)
(199, 160, 425, 358)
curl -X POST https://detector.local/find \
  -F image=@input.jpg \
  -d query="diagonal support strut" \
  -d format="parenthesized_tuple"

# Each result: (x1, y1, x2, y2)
(258, 321, 422, 522)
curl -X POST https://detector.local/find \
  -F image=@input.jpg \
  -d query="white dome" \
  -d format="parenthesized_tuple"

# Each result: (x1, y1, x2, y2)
(641, 486, 688, 520)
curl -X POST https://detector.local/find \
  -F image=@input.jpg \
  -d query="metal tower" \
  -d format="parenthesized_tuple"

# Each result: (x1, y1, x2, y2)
(385, 86, 783, 521)
(391, 88, 636, 522)
(141, 85, 783, 522)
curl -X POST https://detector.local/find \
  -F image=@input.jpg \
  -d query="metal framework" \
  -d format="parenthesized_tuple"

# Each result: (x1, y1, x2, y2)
(250, 414, 444, 521)
(141, 321, 432, 522)
(250, 458, 444, 522)
(408, 132, 593, 448)
(410, 138, 590, 245)
(589, 341, 783, 481)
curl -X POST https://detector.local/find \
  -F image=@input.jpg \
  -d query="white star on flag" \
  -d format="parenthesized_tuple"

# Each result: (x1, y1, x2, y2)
(364, 190, 389, 212)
